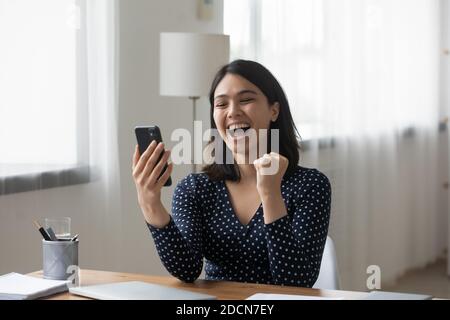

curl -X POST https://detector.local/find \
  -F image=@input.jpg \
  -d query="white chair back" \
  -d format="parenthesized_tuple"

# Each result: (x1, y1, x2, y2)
(313, 236, 340, 290)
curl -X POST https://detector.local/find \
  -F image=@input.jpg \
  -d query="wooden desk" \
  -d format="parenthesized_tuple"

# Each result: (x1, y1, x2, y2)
(29, 269, 369, 300)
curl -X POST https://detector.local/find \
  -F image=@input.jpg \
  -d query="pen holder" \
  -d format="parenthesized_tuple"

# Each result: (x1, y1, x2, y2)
(42, 239, 78, 280)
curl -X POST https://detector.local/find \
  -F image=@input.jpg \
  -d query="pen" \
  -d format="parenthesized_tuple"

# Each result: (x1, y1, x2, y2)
(33, 221, 52, 241)
(46, 227, 59, 241)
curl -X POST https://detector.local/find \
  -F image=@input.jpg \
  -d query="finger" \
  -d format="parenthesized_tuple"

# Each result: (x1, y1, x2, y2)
(141, 142, 165, 178)
(156, 162, 173, 189)
(148, 150, 171, 185)
(141, 140, 158, 159)
(253, 157, 261, 168)
(276, 152, 288, 165)
(132, 145, 139, 170)
(253, 154, 270, 169)
(262, 154, 279, 175)
(133, 140, 157, 175)
(261, 154, 272, 166)
(270, 152, 286, 163)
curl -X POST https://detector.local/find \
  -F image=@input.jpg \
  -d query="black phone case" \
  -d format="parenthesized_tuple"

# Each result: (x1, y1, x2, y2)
(135, 126, 172, 187)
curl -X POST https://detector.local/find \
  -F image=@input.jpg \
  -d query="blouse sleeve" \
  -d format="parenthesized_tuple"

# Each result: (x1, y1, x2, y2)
(264, 170, 332, 287)
(147, 175, 203, 282)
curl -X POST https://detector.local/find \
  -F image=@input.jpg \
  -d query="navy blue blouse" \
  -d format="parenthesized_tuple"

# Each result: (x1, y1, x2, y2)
(148, 165, 331, 287)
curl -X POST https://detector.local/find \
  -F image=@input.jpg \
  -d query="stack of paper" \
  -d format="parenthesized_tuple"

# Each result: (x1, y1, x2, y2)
(0, 273, 69, 300)
(246, 293, 344, 300)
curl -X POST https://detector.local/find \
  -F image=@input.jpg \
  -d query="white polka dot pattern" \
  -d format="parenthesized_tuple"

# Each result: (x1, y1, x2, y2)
(148, 166, 331, 287)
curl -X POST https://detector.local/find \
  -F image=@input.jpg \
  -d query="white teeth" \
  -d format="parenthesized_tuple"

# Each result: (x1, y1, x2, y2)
(227, 123, 251, 130)
(226, 123, 252, 139)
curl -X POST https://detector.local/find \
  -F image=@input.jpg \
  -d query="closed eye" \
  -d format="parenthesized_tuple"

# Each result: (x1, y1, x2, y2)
(215, 102, 227, 108)
(240, 98, 253, 104)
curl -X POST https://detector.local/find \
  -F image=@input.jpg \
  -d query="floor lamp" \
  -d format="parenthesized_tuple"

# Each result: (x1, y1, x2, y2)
(159, 32, 230, 172)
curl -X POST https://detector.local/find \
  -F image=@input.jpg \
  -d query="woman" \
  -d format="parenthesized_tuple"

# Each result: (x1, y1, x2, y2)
(132, 60, 331, 287)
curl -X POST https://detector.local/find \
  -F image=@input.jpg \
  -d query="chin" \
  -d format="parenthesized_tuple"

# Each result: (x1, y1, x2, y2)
(227, 140, 260, 163)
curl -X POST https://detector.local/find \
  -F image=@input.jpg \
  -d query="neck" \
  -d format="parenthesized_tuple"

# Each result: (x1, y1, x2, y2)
(236, 163, 256, 183)
(232, 151, 257, 183)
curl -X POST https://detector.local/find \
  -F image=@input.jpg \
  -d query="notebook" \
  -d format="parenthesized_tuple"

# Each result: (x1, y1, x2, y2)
(364, 291, 433, 300)
(0, 273, 69, 300)
(69, 281, 217, 300)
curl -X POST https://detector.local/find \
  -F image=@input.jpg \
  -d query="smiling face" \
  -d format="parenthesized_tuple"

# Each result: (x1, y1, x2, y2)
(213, 73, 280, 161)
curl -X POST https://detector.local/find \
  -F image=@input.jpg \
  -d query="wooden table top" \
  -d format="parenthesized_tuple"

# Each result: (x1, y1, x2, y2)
(28, 269, 369, 300)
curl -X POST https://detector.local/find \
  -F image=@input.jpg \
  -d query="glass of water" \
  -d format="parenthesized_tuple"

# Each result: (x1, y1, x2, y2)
(45, 217, 71, 240)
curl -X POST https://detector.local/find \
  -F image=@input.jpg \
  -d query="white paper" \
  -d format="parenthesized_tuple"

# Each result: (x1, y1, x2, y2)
(246, 293, 344, 300)
(0, 273, 68, 300)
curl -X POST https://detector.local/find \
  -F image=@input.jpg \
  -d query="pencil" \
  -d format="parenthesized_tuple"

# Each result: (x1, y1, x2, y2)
(33, 221, 52, 241)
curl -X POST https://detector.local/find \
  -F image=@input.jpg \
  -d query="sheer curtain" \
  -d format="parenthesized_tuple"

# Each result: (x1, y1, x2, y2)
(0, 0, 123, 272)
(81, 0, 123, 268)
(225, 0, 445, 290)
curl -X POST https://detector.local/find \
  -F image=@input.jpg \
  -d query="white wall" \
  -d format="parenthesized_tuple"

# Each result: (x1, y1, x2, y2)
(0, 0, 223, 276)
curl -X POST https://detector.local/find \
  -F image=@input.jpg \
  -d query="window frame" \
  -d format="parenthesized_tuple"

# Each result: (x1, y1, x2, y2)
(0, 0, 91, 196)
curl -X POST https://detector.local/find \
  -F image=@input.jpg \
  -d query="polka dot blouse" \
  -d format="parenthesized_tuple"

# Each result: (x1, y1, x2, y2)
(147, 165, 331, 287)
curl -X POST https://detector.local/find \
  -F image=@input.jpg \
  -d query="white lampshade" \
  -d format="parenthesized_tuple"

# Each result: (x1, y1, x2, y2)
(160, 32, 230, 97)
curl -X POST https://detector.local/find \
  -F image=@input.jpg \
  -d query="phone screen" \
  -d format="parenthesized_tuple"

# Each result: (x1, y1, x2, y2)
(135, 126, 172, 186)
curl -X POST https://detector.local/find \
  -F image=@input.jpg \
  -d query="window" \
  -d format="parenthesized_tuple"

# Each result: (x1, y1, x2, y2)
(225, 0, 440, 142)
(0, 0, 89, 194)
(224, 0, 326, 141)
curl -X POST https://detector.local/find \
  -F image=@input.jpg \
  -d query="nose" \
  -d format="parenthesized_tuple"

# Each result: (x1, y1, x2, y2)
(227, 100, 243, 119)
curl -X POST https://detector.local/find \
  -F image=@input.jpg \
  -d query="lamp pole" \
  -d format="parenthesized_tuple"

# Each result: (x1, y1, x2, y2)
(189, 96, 199, 173)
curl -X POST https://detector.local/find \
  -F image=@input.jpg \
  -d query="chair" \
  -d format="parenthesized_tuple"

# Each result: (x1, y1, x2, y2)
(313, 236, 340, 290)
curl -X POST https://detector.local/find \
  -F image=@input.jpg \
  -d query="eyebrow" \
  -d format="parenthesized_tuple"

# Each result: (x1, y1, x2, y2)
(214, 89, 258, 100)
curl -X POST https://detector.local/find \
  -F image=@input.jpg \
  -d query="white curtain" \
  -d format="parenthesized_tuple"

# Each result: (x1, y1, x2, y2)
(0, 0, 122, 274)
(81, 0, 123, 269)
(225, 0, 445, 290)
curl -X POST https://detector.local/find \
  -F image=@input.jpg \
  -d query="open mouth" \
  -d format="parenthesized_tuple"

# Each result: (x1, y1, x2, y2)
(226, 123, 252, 138)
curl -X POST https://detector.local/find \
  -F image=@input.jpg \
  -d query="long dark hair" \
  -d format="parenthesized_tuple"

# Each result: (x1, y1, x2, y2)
(202, 59, 301, 181)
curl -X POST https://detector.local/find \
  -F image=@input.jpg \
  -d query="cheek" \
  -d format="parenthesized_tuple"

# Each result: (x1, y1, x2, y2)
(213, 110, 225, 129)
(246, 107, 270, 128)
(213, 111, 227, 140)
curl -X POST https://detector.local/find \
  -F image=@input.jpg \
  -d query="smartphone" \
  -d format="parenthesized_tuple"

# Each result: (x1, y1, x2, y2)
(135, 125, 172, 187)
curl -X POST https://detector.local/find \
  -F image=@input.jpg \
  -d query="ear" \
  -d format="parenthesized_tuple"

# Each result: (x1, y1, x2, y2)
(270, 102, 280, 122)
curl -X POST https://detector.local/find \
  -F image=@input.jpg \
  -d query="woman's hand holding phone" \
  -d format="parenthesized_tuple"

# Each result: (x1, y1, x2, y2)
(132, 140, 173, 227)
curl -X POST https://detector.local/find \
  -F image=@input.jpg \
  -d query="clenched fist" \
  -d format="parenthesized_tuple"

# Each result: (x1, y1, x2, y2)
(253, 152, 289, 197)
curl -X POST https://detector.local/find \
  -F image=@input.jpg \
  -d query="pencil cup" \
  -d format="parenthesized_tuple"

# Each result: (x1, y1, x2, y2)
(42, 239, 78, 280)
